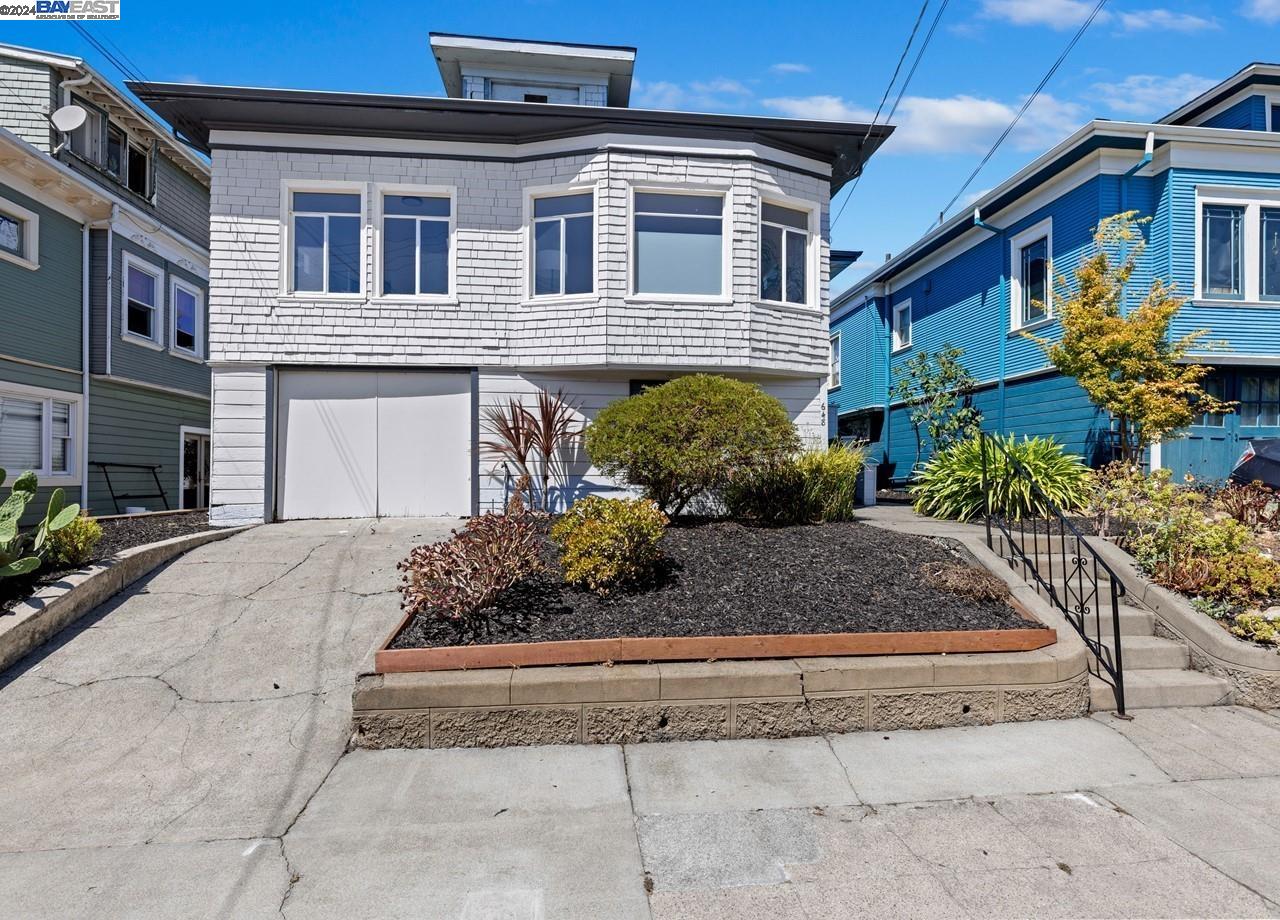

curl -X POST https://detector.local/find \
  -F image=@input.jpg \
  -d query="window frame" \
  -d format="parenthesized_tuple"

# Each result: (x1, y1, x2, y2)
(524, 183, 598, 302)
(1008, 217, 1054, 332)
(67, 94, 105, 165)
(120, 251, 165, 350)
(373, 183, 457, 302)
(829, 332, 842, 389)
(0, 381, 83, 485)
(1194, 187, 1280, 305)
(279, 180, 367, 299)
(758, 195, 817, 310)
(892, 299, 913, 353)
(0, 194, 39, 271)
(627, 184, 732, 304)
(1240, 374, 1280, 428)
(168, 276, 204, 360)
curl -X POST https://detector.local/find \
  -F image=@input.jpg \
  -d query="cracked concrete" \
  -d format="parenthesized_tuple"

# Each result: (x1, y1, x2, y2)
(4, 518, 1280, 917)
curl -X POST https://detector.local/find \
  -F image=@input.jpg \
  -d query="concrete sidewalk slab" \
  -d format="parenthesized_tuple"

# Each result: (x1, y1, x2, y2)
(1091, 706, 1280, 780)
(1097, 781, 1280, 854)
(829, 718, 1170, 804)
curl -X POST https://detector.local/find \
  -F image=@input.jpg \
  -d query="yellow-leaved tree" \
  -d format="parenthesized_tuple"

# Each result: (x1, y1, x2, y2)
(1026, 211, 1229, 462)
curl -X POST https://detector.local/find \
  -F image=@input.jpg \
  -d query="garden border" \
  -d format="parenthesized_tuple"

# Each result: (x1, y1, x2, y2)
(0, 525, 255, 674)
(1090, 537, 1280, 709)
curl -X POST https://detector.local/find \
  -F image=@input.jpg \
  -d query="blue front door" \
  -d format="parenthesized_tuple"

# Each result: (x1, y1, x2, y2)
(1163, 370, 1280, 483)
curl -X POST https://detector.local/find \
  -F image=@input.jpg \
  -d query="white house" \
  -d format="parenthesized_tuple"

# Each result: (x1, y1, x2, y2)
(132, 34, 890, 523)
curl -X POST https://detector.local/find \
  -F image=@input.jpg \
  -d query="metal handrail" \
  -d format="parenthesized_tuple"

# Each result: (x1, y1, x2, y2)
(979, 433, 1128, 717)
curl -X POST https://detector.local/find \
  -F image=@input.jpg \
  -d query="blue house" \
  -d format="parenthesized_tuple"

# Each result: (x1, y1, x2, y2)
(830, 63, 1280, 484)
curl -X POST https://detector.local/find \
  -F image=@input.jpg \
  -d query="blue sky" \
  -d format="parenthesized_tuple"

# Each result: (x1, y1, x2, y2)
(5, 0, 1280, 293)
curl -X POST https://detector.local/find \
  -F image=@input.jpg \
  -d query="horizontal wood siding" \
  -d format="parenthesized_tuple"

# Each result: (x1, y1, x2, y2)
(1200, 95, 1267, 131)
(829, 295, 888, 417)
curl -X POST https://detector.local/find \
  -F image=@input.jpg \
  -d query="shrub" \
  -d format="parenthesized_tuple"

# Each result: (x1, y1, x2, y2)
(397, 513, 543, 623)
(47, 513, 103, 567)
(910, 435, 1092, 522)
(722, 460, 813, 526)
(1085, 463, 1202, 541)
(1213, 480, 1280, 531)
(551, 496, 667, 595)
(1229, 612, 1280, 647)
(924, 563, 1010, 603)
(584, 375, 799, 514)
(796, 441, 867, 522)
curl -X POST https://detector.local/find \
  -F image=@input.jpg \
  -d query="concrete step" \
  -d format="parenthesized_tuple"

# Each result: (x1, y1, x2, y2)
(1101, 636, 1189, 671)
(1058, 603, 1153, 637)
(1089, 670, 1233, 711)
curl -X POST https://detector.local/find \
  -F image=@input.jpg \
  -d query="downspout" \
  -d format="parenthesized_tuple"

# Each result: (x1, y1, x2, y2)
(103, 205, 117, 376)
(80, 223, 90, 508)
(973, 208, 1009, 431)
(53, 70, 93, 155)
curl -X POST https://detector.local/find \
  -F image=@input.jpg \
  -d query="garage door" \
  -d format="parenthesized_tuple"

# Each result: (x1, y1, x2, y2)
(277, 370, 472, 519)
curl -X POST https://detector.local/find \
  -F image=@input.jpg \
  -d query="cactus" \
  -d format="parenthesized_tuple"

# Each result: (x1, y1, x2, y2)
(0, 468, 81, 580)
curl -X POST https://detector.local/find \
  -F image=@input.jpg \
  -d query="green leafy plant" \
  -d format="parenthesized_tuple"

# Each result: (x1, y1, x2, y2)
(481, 389, 581, 512)
(1213, 480, 1280, 531)
(910, 435, 1092, 522)
(722, 460, 813, 526)
(551, 496, 668, 595)
(1, 469, 81, 579)
(890, 346, 983, 473)
(397, 513, 544, 623)
(584, 375, 799, 515)
(1229, 611, 1280, 647)
(47, 512, 103, 568)
(796, 441, 867, 522)
(1084, 463, 1202, 541)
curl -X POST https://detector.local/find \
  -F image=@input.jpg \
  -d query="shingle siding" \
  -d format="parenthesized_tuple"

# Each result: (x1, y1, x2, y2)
(0, 56, 53, 151)
(153, 155, 211, 248)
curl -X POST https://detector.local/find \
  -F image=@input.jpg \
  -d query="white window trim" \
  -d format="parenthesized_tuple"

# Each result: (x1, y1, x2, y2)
(523, 182, 600, 304)
(372, 183, 458, 303)
(279, 179, 368, 300)
(168, 276, 205, 361)
(0, 194, 39, 271)
(758, 193, 818, 311)
(1194, 186, 1280, 305)
(177, 425, 211, 511)
(829, 332, 842, 389)
(1009, 217, 1054, 332)
(0, 380, 83, 486)
(626, 183, 733, 305)
(892, 299, 913, 353)
(120, 251, 165, 350)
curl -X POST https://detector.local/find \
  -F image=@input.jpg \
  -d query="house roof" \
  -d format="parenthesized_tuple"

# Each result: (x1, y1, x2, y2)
(0, 41, 211, 182)
(1159, 62, 1280, 126)
(428, 32, 637, 106)
(126, 82, 894, 193)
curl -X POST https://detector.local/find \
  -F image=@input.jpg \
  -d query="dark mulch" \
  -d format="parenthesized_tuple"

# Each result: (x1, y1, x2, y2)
(392, 520, 1037, 649)
(1, 511, 214, 615)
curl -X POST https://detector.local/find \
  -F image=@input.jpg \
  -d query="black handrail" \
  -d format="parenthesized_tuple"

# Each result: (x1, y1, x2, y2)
(979, 433, 1128, 717)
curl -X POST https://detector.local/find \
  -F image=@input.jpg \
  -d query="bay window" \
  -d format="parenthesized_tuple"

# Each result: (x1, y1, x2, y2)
(0, 386, 78, 480)
(633, 191, 723, 296)
(290, 191, 361, 294)
(760, 202, 810, 306)
(382, 193, 450, 296)
(532, 191, 593, 297)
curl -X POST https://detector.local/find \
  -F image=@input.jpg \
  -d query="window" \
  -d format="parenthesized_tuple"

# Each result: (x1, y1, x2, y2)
(1202, 204, 1244, 298)
(124, 256, 161, 344)
(291, 191, 362, 294)
(1263, 208, 1280, 301)
(829, 334, 842, 388)
(106, 125, 125, 180)
(126, 143, 150, 198)
(0, 387, 78, 479)
(170, 279, 203, 357)
(1241, 376, 1280, 427)
(892, 301, 912, 351)
(68, 100, 102, 163)
(1272, 104, 1280, 132)
(0, 209, 22, 258)
(524, 93, 549, 103)
(382, 193, 450, 296)
(1194, 377, 1226, 428)
(532, 191, 593, 297)
(760, 202, 810, 306)
(633, 191, 723, 296)
(0, 197, 37, 269)
(1018, 238, 1049, 325)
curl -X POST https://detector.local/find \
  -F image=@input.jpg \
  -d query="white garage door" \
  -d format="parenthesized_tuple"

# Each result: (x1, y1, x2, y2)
(277, 370, 472, 519)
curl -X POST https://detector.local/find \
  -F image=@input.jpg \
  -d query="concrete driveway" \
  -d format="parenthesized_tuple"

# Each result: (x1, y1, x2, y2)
(2, 520, 1280, 918)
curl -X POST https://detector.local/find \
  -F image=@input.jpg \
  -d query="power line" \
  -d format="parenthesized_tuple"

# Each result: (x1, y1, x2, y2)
(937, 0, 1109, 224)
(827, 0, 931, 235)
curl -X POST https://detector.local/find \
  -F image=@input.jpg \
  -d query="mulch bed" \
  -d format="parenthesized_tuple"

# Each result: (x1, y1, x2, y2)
(1, 511, 214, 615)
(392, 520, 1038, 650)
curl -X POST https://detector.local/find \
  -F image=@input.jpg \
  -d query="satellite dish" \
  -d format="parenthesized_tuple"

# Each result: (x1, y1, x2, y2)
(50, 104, 87, 134)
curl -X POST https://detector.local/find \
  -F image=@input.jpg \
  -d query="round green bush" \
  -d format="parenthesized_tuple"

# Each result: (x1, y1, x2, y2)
(911, 434, 1091, 521)
(584, 375, 799, 514)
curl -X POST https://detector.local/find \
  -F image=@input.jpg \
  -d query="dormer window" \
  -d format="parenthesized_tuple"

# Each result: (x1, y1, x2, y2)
(67, 97, 151, 198)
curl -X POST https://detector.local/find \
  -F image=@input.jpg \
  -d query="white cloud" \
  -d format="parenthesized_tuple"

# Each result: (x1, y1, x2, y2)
(632, 77, 752, 112)
(770, 62, 811, 75)
(1242, 0, 1280, 22)
(1117, 8, 1218, 31)
(1090, 72, 1217, 117)
(762, 93, 1083, 154)
(980, 0, 1108, 28)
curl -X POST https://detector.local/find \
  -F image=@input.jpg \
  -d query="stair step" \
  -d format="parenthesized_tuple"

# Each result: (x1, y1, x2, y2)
(1090, 670, 1232, 711)
(1060, 604, 1154, 637)
(1101, 636, 1189, 671)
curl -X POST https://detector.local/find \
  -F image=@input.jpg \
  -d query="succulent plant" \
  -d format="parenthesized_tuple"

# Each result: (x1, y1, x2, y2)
(0, 468, 81, 580)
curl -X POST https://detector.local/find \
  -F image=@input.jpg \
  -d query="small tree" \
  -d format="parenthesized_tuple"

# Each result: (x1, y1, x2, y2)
(480, 389, 581, 512)
(1028, 212, 1229, 462)
(890, 346, 983, 473)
